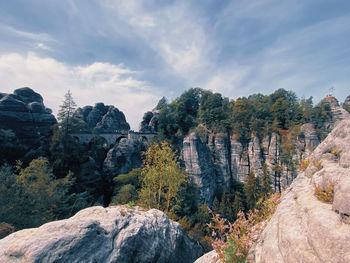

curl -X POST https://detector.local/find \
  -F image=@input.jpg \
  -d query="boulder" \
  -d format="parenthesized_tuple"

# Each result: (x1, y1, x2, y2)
(95, 107, 130, 132)
(194, 250, 220, 263)
(13, 87, 43, 104)
(0, 88, 56, 145)
(0, 206, 203, 263)
(76, 103, 130, 132)
(251, 119, 350, 263)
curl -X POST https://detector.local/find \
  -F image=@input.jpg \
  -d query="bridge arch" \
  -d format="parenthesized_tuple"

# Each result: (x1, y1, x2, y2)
(115, 136, 127, 145)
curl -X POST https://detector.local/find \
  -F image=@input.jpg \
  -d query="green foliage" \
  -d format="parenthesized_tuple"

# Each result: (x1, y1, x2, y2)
(0, 129, 27, 166)
(198, 90, 230, 130)
(58, 90, 79, 134)
(155, 96, 168, 110)
(0, 159, 75, 230)
(138, 141, 187, 212)
(313, 179, 336, 203)
(209, 193, 281, 262)
(49, 129, 87, 179)
(245, 171, 261, 210)
(344, 103, 350, 113)
(158, 88, 202, 146)
(111, 168, 141, 205)
(111, 184, 137, 205)
(311, 100, 333, 139)
(260, 164, 272, 198)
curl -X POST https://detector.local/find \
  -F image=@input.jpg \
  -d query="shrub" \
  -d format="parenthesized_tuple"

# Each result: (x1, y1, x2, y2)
(313, 179, 337, 204)
(330, 148, 341, 161)
(311, 157, 323, 170)
(297, 157, 310, 171)
(0, 222, 15, 239)
(208, 193, 281, 262)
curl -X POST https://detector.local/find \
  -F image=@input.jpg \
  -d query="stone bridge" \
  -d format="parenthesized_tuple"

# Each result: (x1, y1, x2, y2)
(70, 131, 157, 146)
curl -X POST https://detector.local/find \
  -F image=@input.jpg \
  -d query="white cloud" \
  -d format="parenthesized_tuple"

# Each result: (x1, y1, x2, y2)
(104, 0, 211, 80)
(0, 52, 159, 130)
(0, 24, 54, 42)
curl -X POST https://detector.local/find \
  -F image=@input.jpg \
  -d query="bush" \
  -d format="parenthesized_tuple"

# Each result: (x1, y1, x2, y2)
(297, 157, 310, 171)
(0, 222, 15, 239)
(111, 184, 137, 205)
(313, 179, 336, 204)
(209, 193, 281, 262)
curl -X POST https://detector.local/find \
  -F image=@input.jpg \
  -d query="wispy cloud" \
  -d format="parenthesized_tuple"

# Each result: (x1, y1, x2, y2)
(0, 0, 349, 111)
(0, 52, 160, 129)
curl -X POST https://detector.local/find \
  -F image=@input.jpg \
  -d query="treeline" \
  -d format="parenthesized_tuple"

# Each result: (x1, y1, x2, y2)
(0, 87, 340, 242)
(157, 88, 334, 147)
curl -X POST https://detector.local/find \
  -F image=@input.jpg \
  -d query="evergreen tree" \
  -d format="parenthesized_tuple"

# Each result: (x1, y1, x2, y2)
(58, 90, 77, 136)
(245, 170, 261, 210)
(260, 163, 272, 198)
(0, 159, 75, 229)
(212, 196, 220, 213)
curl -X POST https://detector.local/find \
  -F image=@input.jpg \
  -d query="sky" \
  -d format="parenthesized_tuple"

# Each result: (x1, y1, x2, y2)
(0, 0, 350, 130)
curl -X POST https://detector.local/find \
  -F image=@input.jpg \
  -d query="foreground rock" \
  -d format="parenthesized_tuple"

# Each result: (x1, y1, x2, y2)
(194, 250, 220, 263)
(0, 206, 203, 263)
(250, 119, 350, 263)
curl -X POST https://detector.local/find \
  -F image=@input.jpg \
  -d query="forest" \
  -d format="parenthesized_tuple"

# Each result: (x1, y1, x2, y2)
(0, 87, 347, 253)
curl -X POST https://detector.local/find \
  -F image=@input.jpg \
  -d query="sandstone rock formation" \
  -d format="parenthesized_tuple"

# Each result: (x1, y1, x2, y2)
(322, 95, 350, 129)
(182, 127, 318, 204)
(250, 119, 350, 263)
(139, 110, 159, 133)
(0, 206, 203, 263)
(103, 138, 143, 178)
(182, 132, 216, 205)
(75, 102, 130, 133)
(0, 87, 56, 148)
(194, 250, 220, 263)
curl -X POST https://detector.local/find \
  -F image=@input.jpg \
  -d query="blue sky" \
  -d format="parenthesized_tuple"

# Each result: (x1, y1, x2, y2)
(0, 0, 350, 129)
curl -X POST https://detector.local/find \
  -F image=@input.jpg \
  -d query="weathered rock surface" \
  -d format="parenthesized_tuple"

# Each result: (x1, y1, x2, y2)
(182, 133, 216, 205)
(0, 206, 203, 263)
(322, 95, 350, 130)
(75, 102, 130, 132)
(300, 123, 320, 158)
(0, 87, 56, 146)
(194, 250, 220, 263)
(213, 133, 232, 192)
(251, 119, 350, 263)
(103, 138, 143, 178)
(139, 110, 159, 133)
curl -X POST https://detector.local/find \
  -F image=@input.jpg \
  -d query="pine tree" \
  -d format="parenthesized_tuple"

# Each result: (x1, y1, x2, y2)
(245, 170, 261, 210)
(260, 163, 272, 198)
(212, 196, 220, 213)
(58, 90, 77, 136)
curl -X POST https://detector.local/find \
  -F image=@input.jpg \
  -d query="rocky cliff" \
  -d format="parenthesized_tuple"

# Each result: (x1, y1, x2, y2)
(0, 87, 57, 156)
(182, 96, 350, 205)
(103, 138, 144, 178)
(75, 102, 130, 132)
(194, 118, 350, 263)
(139, 110, 159, 133)
(0, 205, 203, 263)
(249, 118, 350, 263)
(182, 126, 317, 205)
